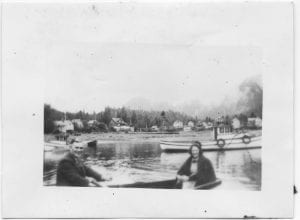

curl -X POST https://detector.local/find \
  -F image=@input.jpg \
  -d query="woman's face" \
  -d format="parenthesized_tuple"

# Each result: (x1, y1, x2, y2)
(191, 146, 200, 159)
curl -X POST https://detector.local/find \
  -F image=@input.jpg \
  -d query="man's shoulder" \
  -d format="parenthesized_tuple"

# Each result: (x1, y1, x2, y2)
(58, 153, 75, 165)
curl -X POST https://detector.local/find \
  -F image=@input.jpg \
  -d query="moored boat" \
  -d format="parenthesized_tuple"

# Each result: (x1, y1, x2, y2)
(160, 136, 262, 152)
(161, 124, 262, 152)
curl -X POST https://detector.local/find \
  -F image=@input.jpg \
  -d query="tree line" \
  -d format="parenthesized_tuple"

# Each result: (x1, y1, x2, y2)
(44, 104, 196, 133)
(44, 104, 260, 134)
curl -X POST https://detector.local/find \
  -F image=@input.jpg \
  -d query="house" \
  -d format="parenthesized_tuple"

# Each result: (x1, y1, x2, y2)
(183, 126, 192, 132)
(201, 122, 207, 128)
(255, 117, 262, 128)
(187, 121, 194, 128)
(151, 125, 159, 132)
(113, 125, 132, 132)
(201, 121, 213, 129)
(72, 119, 84, 129)
(121, 125, 133, 132)
(88, 120, 99, 127)
(54, 120, 74, 133)
(207, 122, 213, 128)
(231, 117, 241, 130)
(109, 118, 128, 127)
(173, 120, 184, 129)
(247, 117, 262, 128)
(109, 118, 132, 132)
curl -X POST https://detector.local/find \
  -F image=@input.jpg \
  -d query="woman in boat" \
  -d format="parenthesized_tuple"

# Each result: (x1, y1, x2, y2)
(176, 141, 216, 189)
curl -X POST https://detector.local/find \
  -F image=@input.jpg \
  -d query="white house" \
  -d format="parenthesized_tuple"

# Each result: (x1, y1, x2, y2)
(88, 120, 98, 127)
(109, 118, 133, 132)
(151, 125, 159, 132)
(72, 119, 84, 129)
(202, 122, 213, 129)
(247, 117, 262, 128)
(187, 121, 195, 127)
(173, 120, 183, 129)
(173, 120, 184, 129)
(54, 120, 74, 133)
(255, 117, 262, 128)
(109, 118, 127, 127)
(183, 126, 192, 132)
(231, 117, 241, 130)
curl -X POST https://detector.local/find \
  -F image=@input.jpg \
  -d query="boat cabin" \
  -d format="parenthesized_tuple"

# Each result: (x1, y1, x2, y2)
(212, 124, 233, 140)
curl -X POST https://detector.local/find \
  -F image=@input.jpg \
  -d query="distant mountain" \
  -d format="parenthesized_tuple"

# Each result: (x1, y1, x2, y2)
(125, 97, 173, 112)
(125, 97, 223, 118)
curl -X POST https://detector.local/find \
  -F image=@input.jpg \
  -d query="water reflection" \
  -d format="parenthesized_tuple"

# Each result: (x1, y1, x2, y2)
(44, 141, 261, 190)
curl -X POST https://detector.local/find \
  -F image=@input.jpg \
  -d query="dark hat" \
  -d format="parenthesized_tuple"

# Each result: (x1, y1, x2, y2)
(189, 141, 203, 155)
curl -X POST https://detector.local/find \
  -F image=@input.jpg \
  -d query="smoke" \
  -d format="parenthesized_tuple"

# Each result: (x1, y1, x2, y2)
(179, 75, 263, 118)
(236, 75, 263, 117)
(125, 75, 263, 119)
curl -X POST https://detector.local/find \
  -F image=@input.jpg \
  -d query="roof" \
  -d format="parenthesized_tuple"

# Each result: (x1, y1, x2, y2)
(248, 117, 261, 121)
(111, 118, 127, 125)
(88, 120, 98, 124)
(54, 120, 73, 126)
(174, 120, 183, 123)
(111, 118, 125, 123)
(72, 119, 82, 122)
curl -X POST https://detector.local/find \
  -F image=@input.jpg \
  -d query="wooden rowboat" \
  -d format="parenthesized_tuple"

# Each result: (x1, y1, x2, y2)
(49, 178, 222, 189)
(160, 136, 261, 152)
(107, 178, 222, 190)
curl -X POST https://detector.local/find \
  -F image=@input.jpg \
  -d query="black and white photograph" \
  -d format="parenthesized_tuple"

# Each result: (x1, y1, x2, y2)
(1, 1, 294, 218)
(43, 42, 263, 190)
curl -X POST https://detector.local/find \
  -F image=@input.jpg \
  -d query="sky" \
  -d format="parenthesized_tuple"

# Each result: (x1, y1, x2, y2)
(45, 43, 261, 113)
(13, 3, 262, 113)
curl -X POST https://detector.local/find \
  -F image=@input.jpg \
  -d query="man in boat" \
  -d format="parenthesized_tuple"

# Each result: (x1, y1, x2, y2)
(176, 141, 216, 189)
(56, 139, 105, 187)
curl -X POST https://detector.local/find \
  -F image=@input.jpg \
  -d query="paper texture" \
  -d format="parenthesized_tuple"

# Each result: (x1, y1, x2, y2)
(1, 2, 294, 218)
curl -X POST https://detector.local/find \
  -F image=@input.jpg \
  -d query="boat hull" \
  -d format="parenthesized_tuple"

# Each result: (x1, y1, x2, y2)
(160, 136, 261, 152)
(108, 178, 222, 190)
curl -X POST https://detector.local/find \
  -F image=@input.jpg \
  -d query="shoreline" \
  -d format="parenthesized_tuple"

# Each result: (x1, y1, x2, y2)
(45, 129, 262, 143)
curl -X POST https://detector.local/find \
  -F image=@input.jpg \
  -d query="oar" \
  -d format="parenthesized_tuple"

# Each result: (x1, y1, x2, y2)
(90, 179, 102, 187)
(90, 179, 111, 187)
(194, 178, 222, 190)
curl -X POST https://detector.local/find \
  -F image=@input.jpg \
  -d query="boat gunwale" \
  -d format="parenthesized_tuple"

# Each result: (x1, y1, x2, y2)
(108, 178, 222, 190)
(162, 146, 262, 152)
(160, 136, 262, 147)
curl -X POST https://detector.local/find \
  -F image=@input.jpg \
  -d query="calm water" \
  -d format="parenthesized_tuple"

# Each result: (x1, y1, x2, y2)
(44, 141, 261, 190)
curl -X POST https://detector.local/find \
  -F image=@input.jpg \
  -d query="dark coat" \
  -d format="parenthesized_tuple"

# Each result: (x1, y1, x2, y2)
(56, 152, 102, 186)
(177, 155, 216, 186)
